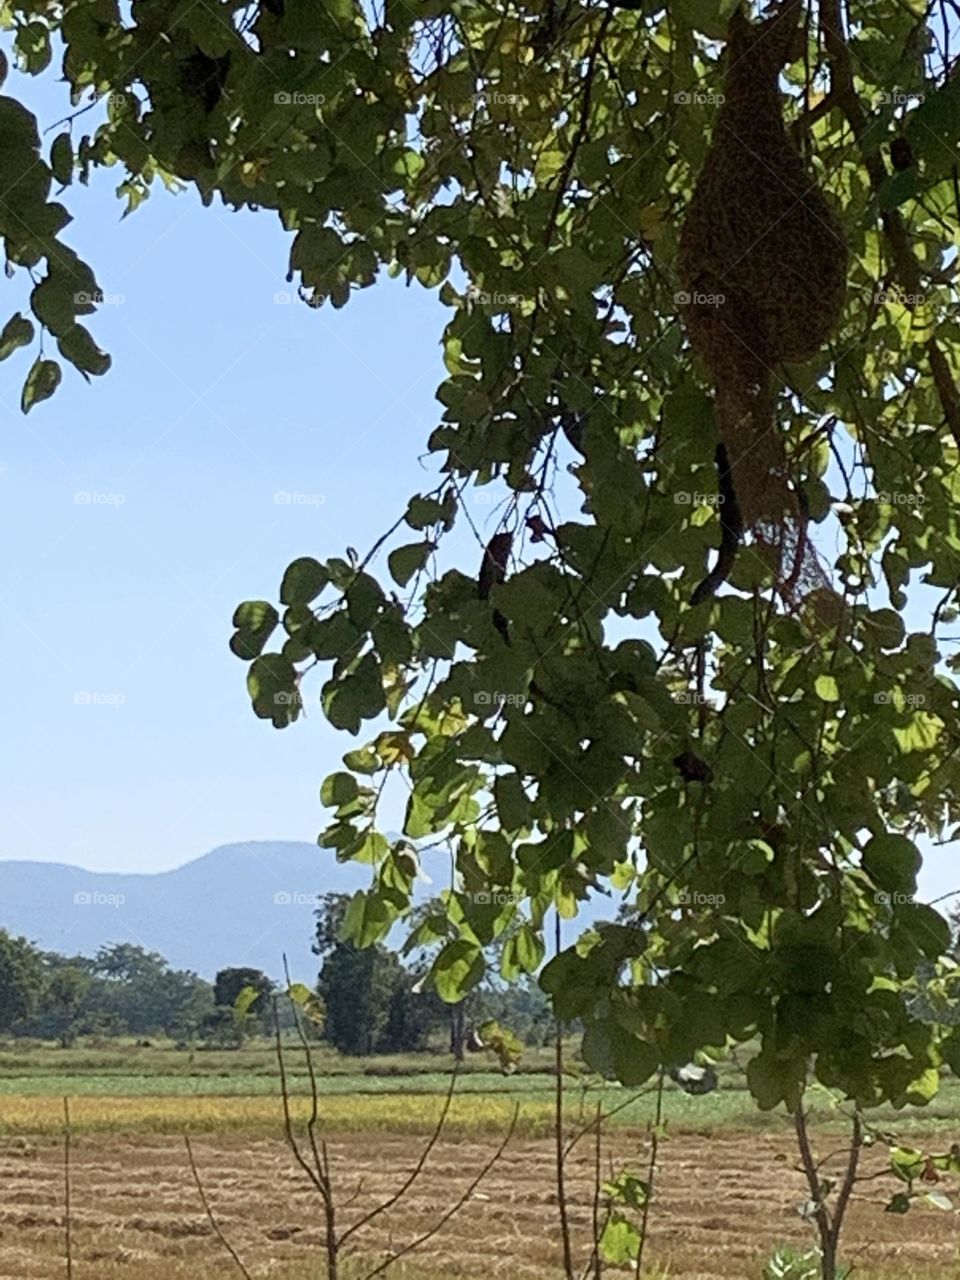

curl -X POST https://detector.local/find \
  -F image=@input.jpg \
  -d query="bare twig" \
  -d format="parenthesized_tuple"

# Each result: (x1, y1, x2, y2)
(555, 913, 576, 1280)
(184, 1134, 255, 1280)
(634, 1070, 664, 1279)
(361, 1105, 520, 1279)
(340, 1066, 459, 1248)
(62, 1098, 73, 1280)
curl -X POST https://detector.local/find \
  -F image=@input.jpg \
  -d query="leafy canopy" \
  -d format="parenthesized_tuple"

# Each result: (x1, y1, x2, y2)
(7, 0, 960, 1110)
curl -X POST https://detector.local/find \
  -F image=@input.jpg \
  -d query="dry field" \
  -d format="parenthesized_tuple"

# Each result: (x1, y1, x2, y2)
(0, 1126, 956, 1279)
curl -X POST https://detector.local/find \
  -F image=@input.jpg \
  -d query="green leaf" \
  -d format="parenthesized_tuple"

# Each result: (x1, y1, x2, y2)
(600, 1214, 641, 1266)
(431, 939, 485, 1003)
(281, 556, 329, 605)
(21, 358, 60, 413)
(322, 651, 385, 734)
(320, 771, 360, 808)
(861, 833, 921, 896)
(814, 674, 840, 703)
(388, 541, 433, 587)
(0, 313, 33, 360)
(230, 600, 279, 660)
(50, 131, 72, 186)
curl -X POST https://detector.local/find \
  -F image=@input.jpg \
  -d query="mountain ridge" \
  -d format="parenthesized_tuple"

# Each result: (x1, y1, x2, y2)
(0, 841, 368, 980)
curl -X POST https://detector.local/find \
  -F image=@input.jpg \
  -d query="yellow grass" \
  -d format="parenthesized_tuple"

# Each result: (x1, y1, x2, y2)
(0, 1091, 551, 1137)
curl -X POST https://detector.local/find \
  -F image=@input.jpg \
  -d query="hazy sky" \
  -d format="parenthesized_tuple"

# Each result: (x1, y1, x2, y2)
(1, 53, 956, 913)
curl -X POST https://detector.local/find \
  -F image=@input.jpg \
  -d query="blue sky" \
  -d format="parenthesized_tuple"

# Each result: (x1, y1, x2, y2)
(1, 55, 956, 914)
(0, 59, 462, 873)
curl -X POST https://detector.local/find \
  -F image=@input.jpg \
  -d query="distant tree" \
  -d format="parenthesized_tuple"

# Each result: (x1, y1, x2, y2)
(91, 944, 212, 1037)
(314, 895, 440, 1054)
(42, 964, 92, 1048)
(214, 966, 273, 1012)
(212, 967, 274, 1045)
(0, 931, 44, 1032)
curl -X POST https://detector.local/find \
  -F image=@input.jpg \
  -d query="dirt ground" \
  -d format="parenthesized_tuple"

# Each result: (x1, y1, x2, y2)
(0, 1127, 955, 1278)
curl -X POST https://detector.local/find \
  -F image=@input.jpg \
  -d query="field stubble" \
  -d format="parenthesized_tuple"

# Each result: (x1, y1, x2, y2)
(0, 1127, 956, 1280)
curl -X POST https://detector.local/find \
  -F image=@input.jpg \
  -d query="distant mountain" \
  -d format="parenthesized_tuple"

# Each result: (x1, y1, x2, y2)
(0, 841, 371, 981)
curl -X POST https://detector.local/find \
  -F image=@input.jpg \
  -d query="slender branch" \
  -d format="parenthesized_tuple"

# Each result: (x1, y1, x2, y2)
(62, 1097, 73, 1280)
(794, 1104, 835, 1273)
(829, 1111, 864, 1257)
(635, 1070, 664, 1279)
(272, 996, 327, 1199)
(340, 1066, 459, 1247)
(361, 1104, 520, 1279)
(184, 1134, 254, 1280)
(555, 912, 576, 1280)
(592, 1102, 603, 1280)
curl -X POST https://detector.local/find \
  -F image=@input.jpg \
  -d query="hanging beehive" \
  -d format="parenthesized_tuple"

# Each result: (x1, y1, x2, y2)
(677, 0, 847, 596)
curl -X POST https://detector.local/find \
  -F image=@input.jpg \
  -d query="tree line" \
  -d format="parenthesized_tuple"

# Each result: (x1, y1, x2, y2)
(0, 894, 550, 1053)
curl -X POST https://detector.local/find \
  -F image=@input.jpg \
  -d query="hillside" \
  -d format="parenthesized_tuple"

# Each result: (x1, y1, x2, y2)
(0, 842, 369, 980)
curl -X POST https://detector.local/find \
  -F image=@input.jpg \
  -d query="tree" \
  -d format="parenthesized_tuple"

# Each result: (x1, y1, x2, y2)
(213, 966, 273, 1012)
(0, 931, 43, 1032)
(212, 966, 274, 1043)
(7, 2, 960, 1260)
(314, 895, 439, 1054)
(91, 944, 212, 1037)
(42, 963, 92, 1048)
